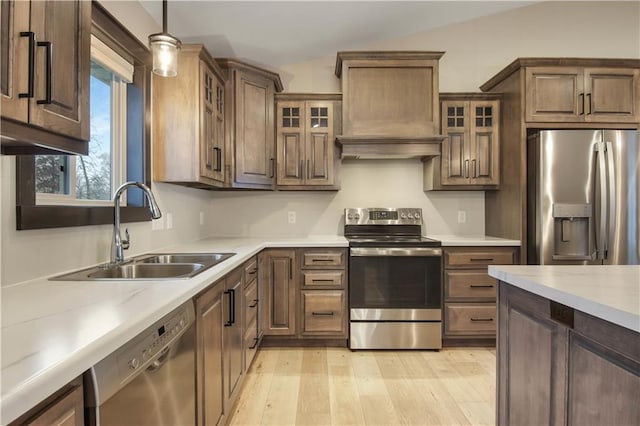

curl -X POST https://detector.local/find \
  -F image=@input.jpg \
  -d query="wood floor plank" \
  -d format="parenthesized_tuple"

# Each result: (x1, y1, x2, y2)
(260, 348, 303, 425)
(296, 349, 331, 425)
(228, 347, 496, 426)
(228, 348, 279, 425)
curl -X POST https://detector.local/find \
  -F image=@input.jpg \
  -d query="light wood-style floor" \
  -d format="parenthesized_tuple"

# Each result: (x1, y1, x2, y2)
(228, 347, 496, 426)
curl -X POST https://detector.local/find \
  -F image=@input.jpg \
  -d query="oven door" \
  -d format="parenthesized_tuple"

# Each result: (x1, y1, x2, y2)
(349, 247, 442, 314)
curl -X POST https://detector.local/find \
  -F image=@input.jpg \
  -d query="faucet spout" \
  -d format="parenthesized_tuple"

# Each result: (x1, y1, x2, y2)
(111, 181, 162, 264)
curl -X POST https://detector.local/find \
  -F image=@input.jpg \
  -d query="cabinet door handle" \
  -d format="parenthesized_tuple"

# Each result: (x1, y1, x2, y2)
(270, 158, 275, 178)
(307, 159, 311, 180)
(470, 317, 494, 322)
(36, 41, 52, 105)
(19, 31, 36, 98)
(224, 289, 235, 326)
(249, 337, 259, 349)
(289, 258, 293, 279)
(248, 268, 257, 276)
(578, 93, 585, 115)
(311, 279, 335, 283)
(470, 284, 494, 288)
(249, 299, 258, 308)
(299, 159, 303, 179)
(312, 311, 335, 316)
(214, 147, 222, 172)
(586, 93, 592, 115)
(312, 258, 334, 263)
(465, 159, 470, 178)
(470, 257, 494, 262)
(471, 159, 477, 178)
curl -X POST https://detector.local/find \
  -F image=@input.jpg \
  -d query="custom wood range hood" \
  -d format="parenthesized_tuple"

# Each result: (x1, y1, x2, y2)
(334, 51, 446, 159)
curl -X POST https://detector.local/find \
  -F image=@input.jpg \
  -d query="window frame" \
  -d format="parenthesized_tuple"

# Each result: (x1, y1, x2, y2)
(15, 2, 153, 230)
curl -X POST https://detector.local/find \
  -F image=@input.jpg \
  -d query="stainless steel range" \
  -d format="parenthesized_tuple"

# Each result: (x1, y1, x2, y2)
(345, 207, 442, 350)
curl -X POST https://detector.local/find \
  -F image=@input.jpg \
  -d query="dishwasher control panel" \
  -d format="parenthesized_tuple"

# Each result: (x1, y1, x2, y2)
(88, 300, 196, 406)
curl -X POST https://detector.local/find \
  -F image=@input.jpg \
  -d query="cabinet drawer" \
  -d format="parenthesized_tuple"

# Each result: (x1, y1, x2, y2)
(445, 248, 516, 268)
(445, 304, 497, 336)
(445, 271, 497, 301)
(244, 257, 258, 285)
(244, 317, 259, 368)
(301, 290, 346, 335)
(302, 249, 345, 268)
(302, 271, 344, 288)
(245, 279, 258, 325)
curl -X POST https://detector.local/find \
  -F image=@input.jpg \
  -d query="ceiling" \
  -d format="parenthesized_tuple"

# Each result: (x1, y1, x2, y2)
(140, 1, 535, 69)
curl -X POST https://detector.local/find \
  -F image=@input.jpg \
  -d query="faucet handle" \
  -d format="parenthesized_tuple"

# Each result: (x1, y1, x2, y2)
(122, 228, 130, 250)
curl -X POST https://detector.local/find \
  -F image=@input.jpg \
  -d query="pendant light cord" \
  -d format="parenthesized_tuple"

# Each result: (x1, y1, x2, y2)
(163, 0, 168, 33)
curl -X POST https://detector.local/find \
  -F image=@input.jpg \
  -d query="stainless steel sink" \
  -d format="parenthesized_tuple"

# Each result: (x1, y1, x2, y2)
(87, 263, 204, 279)
(136, 253, 234, 265)
(50, 252, 236, 281)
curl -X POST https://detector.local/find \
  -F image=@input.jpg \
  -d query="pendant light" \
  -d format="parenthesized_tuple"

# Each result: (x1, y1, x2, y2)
(148, 0, 181, 77)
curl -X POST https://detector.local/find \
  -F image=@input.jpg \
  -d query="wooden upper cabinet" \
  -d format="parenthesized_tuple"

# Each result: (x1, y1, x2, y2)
(585, 67, 639, 123)
(276, 94, 341, 190)
(525, 64, 640, 123)
(335, 51, 443, 138)
(1, 0, 90, 155)
(426, 93, 500, 190)
(218, 59, 283, 189)
(153, 45, 227, 188)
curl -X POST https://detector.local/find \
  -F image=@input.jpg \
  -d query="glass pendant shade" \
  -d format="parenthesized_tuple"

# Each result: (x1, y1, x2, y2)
(149, 33, 181, 77)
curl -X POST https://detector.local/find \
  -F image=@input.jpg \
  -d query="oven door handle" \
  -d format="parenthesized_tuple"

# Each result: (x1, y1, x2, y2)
(350, 247, 442, 257)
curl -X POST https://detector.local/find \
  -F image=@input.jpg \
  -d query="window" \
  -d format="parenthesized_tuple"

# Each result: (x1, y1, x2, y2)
(15, 3, 152, 230)
(35, 36, 132, 206)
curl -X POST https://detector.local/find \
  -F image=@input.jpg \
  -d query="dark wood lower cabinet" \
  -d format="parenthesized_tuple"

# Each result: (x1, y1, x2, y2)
(9, 377, 83, 426)
(223, 267, 244, 410)
(498, 282, 640, 426)
(195, 279, 224, 426)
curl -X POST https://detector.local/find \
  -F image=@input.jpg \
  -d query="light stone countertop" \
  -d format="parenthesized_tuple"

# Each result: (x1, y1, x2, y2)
(427, 234, 521, 246)
(489, 265, 640, 333)
(0, 236, 347, 425)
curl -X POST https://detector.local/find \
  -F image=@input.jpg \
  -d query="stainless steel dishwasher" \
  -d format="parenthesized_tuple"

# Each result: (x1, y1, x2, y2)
(84, 300, 196, 426)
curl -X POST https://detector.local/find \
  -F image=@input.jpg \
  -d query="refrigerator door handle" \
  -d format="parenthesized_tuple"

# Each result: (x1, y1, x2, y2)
(595, 141, 607, 260)
(605, 141, 616, 260)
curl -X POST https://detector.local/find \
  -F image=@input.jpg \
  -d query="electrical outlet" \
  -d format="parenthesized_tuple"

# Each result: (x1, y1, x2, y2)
(457, 211, 467, 224)
(199, 211, 204, 226)
(166, 212, 173, 229)
(287, 211, 296, 224)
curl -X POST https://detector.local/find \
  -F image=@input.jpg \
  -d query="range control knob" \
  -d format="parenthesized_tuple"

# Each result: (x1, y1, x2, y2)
(128, 358, 140, 370)
(400, 213, 407, 219)
(354, 214, 360, 220)
(179, 318, 185, 328)
(407, 213, 414, 219)
(414, 212, 421, 219)
(347, 214, 353, 220)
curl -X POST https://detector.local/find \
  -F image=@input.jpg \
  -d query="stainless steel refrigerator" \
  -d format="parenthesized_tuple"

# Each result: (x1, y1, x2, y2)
(527, 130, 639, 265)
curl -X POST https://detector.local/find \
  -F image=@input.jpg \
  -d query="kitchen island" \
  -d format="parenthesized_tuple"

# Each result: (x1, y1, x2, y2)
(489, 265, 640, 425)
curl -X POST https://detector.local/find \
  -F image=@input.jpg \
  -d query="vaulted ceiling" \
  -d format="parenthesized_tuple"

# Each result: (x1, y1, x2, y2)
(140, 1, 535, 68)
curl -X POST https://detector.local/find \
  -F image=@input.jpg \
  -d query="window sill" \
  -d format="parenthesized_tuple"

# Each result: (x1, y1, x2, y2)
(16, 205, 151, 230)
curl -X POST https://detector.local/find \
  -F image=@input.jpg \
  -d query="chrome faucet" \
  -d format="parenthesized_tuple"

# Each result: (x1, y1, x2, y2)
(111, 181, 162, 264)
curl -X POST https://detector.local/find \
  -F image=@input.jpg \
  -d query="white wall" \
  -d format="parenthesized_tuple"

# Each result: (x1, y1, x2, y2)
(0, 1, 215, 286)
(208, 160, 484, 237)
(278, 1, 640, 93)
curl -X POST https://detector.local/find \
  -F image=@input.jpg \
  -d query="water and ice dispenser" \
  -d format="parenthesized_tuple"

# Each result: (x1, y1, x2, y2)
(552, 203, 593, 260)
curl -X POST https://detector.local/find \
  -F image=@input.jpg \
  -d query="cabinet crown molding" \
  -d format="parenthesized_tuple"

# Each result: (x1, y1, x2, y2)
(480, 57, 640, 92)
(335, 50, 445, 77)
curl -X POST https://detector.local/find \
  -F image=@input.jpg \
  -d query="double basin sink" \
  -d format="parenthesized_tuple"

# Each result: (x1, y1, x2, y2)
(51, 253, 235, 281)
